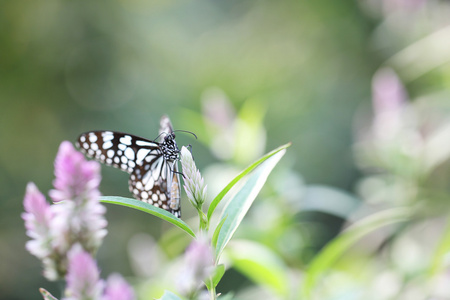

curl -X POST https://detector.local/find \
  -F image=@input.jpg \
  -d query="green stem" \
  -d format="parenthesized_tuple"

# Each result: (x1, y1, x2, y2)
(198, 208, 208, 232)
(57, 279, 65, 299)
(210, 285, 216, 300)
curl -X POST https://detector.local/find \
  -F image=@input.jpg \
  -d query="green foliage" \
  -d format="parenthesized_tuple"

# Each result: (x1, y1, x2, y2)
(217, 294, 234, 300)
(302, 208, 412, 299)
(104, 143, 289, 299)
(39, 288, 58, 300)
(301, 185, 360, 219)
(213, 147, 288, 260)
(429, 216, 450, 276)
(100, 196, 196, 238)
(204, 264, 225, 291)
(212, 216, 227, 250)
(12, 1, 450, 299)
(227, 241, 289, 296)
(158, 291, 183, 300)
(207, 143, 291, 221)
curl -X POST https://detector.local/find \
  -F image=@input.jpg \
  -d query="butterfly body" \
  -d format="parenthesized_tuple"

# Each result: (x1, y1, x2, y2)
(76, 128, 182, 218)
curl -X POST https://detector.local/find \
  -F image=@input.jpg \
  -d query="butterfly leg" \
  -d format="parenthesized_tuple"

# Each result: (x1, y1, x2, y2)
(168, 161, 186, 179)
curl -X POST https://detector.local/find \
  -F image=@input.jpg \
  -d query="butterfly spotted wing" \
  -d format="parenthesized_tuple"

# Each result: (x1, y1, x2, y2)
(76, 121, 182, 217)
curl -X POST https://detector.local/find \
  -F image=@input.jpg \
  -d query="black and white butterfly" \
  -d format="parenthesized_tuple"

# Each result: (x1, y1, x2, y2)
(76, 116, 187, 218)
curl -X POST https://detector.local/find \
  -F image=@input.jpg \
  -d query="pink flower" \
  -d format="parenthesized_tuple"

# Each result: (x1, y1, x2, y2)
(24, 141, 135, 299)
(180, 147, 207, 209)
(371, 68, 407, 140)
(102, 274, 135, 300)
(177, 237, 214, 296)
(23, 141, 107, 280)
(64, 245, 103, 300)
(48, 141, 107, 254)
(22, 183, 53, 258)
(50, 141, 101, 203)
(372, 68, 406, 117)
(63, 246, 135, 300)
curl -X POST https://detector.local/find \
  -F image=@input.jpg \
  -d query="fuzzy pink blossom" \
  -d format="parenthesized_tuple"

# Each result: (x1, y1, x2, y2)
(49, 195, 107, 256)
(64, 245, 103, 300)
(63, 246, 135, 300)
(23, 141, 107, 280)
(102, 274, 135, 300)
(372, 68, 406, 116)
(371, 68, 407, 140)
(177, 237, 214, 296)
(38, 246, 136, 300)
(50, 141, 101, 203)
(24, 141, 135, 299)
(49, 141, 107, 255)
(22, 183, 53, 258)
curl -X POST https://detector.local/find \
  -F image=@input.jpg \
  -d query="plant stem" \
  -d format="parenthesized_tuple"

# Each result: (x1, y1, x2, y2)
(210, 286, 216, 300)
(198, 208, 208, 232)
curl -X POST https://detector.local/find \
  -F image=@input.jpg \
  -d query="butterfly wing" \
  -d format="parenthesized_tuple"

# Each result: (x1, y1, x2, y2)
(128, 155, 181, 217)
(76, 130, 181, 218)
(77, 131, 161, 173)
(167, 160, 181, 217)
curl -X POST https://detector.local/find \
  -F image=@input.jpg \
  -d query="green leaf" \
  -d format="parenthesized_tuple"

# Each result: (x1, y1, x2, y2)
(39, 288, 58, 300)
(158, 291, 183, 300)
(207, 143, 291, 221)
(227, 240, 288, 296)
(301, 185, 360, 218)
(204, 264, 225, 290)
(212, 216, 227, 250)
(218, 293, 234, 300)
(302, 207, 412, 299)
(429, 214, 450, 276)
(100, 196, 196, 238)
(215, 148, 287, 260)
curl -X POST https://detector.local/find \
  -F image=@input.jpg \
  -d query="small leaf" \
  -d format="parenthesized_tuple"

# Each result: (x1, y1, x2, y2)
(204, 264, 226, 290)
(423, 120, 450, 172)
(215, 148, 287, 260)
(158, 291, 183, 300)
(39, 288, 58, 300)
(207, 143, 291, 221)
(302, 207, 411, 299)
(227, 241, 288, 296)
(301, 185, 360, 218)
(100, 196, 196, 238)
(218, 293, 235, 300)
(429, 214, 450, 276)
(212, 216, 227, 250)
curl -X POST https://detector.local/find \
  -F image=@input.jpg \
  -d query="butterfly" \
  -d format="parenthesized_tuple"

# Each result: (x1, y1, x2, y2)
(76, 116, 187, 218)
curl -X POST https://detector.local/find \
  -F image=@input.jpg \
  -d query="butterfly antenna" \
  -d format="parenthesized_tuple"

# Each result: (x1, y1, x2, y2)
(152, 131, 168, 142)
(173, 130, 198, 139)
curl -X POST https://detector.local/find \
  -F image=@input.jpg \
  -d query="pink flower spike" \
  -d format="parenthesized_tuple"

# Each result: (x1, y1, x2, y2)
(65, 244, 103, 300)
(102, 274, 135, 300)
(372, 68, 406, 116)
(22, 183, 52, 258)
(371, 68, 408, 139)
(49, 141, 101, 203)
(23, 183, 50, 232)
(177, 237, 214, 296)
(184, 238, 214, 277)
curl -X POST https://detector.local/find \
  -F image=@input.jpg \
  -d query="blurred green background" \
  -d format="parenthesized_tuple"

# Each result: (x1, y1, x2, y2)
(4, 0, 450, 299)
